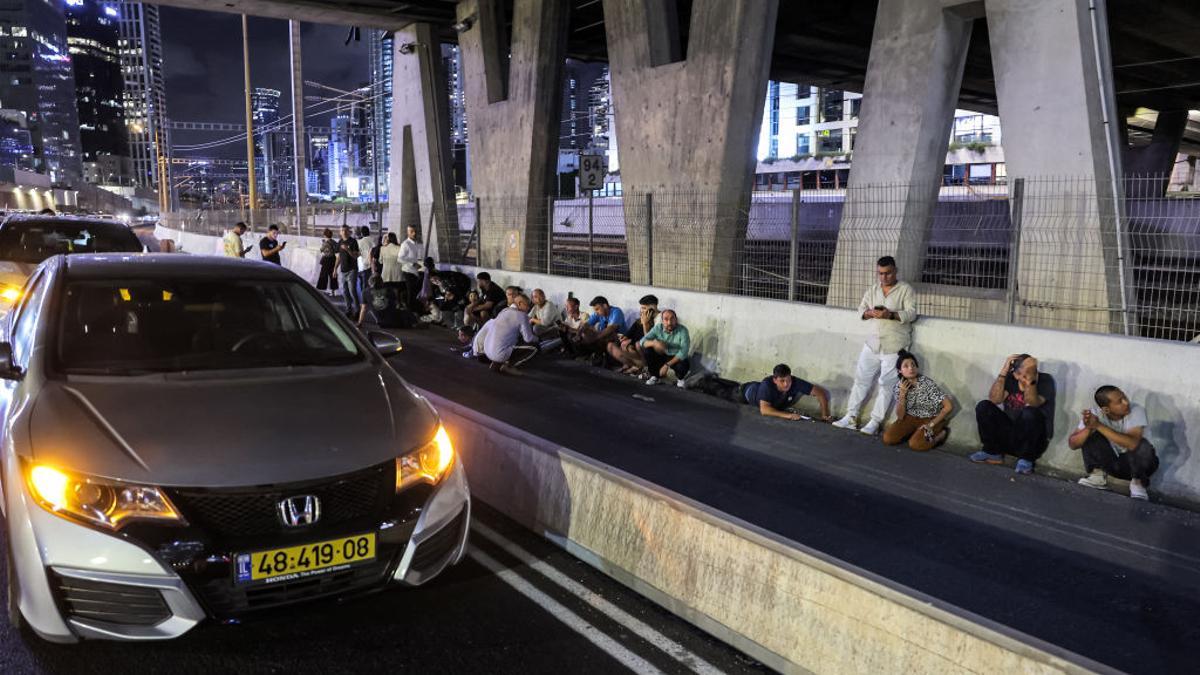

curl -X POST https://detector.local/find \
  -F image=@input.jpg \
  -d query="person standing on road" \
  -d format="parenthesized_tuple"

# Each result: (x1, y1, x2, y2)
(337, 225, 361, 318)
(316, 228, 339, 295)
(259, 224, 286, 265)
(223, 222, 250, 258)
(971, 353, 1056, 474)
(379, 232, 404, 284)
(398, 224, 423, 307)
(356, 226, 378, 306)
(882, 350, 952, 451)
(1069, 386, 1159, 500)
(833, 255, 919, 435)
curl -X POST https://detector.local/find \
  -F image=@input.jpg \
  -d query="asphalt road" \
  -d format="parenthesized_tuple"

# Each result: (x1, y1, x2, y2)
(0, 503, 767, 675)
(387, 327, 1200, 675)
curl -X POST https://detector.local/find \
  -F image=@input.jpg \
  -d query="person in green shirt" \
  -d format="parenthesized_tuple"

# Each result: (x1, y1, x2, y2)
(639, 309, 691, 385)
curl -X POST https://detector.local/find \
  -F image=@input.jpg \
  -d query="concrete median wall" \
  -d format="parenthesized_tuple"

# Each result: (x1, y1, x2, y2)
(426, 391, 1107, 675)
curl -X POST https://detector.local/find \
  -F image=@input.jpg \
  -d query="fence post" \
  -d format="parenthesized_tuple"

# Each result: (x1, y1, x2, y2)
(546, 195, 554, 274)
(475, 196, 482, 266)
(587, 190, 595, 280)
(645, 193, 654, 286)
(789, 188, 800, 301)
(1006, 178, 1025, 324)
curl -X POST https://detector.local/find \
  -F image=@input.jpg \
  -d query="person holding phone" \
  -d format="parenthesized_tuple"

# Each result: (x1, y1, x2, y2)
(881, 350, 952, 451)
(970, 353, 1056, 474)
(259, 224, 286, 265)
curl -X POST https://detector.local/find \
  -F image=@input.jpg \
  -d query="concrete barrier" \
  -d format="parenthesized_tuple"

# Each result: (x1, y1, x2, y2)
(426, 390, 1111, 675)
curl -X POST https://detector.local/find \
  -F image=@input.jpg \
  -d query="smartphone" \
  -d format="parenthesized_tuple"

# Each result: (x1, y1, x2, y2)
(923, 426, 934, 442)
(874, 305, 886, 311)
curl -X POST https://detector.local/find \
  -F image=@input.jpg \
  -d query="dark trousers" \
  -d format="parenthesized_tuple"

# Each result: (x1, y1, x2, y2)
(975, 400, 1048, 461)
(642, 347, 689, 379)
(316, 257, 338, 291)
(1081, 433, 1159, 485)
(401, 272, 421, 309)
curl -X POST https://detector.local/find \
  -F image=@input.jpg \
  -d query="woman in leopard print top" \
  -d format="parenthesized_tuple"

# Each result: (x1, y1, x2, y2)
(882, 350, 954, 451)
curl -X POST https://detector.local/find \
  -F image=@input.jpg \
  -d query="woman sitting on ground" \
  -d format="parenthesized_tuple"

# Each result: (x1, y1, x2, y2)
(882, 350, 953, 451)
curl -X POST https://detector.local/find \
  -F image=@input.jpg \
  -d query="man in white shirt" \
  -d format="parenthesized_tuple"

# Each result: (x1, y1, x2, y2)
(473, 294, 538, 374)
(396, 224, 423, 308)
(833, 255, 919, 435)
(528, 288, 561, 339)
(356, 226, 377, 307)
(1069, 385, 1159, 500)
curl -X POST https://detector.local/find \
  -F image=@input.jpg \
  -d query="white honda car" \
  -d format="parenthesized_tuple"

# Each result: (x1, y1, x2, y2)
(0, 254, 470, 642)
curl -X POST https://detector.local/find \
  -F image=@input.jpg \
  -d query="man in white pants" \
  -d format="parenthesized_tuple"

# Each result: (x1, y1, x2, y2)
(833, 256, 919, 435)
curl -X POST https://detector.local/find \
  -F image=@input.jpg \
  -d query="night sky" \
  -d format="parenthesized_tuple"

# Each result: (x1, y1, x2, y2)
(160, 6, 371, 161)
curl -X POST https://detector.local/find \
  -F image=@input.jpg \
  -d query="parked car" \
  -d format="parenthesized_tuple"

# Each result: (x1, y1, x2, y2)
(0, 214, 144, 311)
(0, 254, 470, 642)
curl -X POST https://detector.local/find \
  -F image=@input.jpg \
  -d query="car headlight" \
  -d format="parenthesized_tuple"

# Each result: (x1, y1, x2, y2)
(396, 425, 455, 492)
(0, 283, 21, 303)
(25, 463, 185, 531)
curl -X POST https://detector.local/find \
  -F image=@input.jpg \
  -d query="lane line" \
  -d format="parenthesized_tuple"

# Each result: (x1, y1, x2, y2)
(472, 521, 727, 675)
(467, 547, 666, 675)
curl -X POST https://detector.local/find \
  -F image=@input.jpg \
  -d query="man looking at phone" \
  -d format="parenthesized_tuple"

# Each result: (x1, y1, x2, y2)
(833, 256, 919, 435)
(1069, 386, 1158, 500)
(608, 294, 659, 373)
(970, 354, 1056, 473)
(259, 224, 286, 265)
(223, 222, 251, 258)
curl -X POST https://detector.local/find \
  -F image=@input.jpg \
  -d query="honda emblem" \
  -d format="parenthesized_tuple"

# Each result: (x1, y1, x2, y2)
(278, 494, 321, 527)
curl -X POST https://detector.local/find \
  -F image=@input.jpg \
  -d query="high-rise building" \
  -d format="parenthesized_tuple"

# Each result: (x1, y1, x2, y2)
(329, 91, 371, 199)
(441, 43, 468, 193)
(0, 0, 84, 184)
(66, 0, 129, 185)
(559, 59, 607, 153)
(251, 87, 291, 201)
(368, 29, 392, 202)
(308, 133, 329, 197)
(0, 109, 34, 171)
(117, 1, 170, 193)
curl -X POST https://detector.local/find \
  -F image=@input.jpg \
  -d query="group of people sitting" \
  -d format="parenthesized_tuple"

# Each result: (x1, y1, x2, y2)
(446, 256, 1160, 501)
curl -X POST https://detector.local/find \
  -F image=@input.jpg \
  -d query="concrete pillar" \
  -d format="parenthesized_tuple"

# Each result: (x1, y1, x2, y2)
(457, 0, 568, 271)
(827, 0, 975, 308)
(388, 23, 460, 262)
(603, 0, 778, 292)
(1123, 109, 1188, 194)
(288, 21, 307, 235)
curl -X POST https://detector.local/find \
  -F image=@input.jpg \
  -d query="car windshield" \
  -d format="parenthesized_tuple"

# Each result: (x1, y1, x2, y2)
(57, 279, 364, 375)
(0, 220, 143, 264)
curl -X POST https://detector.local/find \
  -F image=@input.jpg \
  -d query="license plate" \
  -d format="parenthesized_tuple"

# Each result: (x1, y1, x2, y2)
(235, 533, 376, 585)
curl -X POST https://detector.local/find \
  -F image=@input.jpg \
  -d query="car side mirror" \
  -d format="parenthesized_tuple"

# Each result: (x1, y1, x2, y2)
(368, 331, 403, 355)
(0, 342, 22, 380)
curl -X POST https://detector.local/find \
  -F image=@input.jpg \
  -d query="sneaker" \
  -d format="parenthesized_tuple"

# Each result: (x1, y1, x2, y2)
(832, 416, 857, 430)
(969, 451, 1004, 464)
(859, 419, 881, 435)
(1129, 481, 1149, 501)
(676, 379, 686, 389)
(1077, 470, 1109, 490)
(644, 376, 659, 386)
(1014, 459, 1034, 475)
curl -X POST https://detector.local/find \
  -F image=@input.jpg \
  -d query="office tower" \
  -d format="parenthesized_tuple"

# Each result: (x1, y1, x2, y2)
(66, 0, 129, 185)
(117, 1, 169, 192)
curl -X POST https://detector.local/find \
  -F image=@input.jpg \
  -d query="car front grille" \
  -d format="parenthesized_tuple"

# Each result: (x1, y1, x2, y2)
(166, 462, 393, 538)
(194, 551, 397, 616)
(409, 510, 467, 576)
(51, 573, 172, 627)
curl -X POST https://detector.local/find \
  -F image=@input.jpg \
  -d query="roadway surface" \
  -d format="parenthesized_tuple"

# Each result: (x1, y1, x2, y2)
(388, 327, 1200, 675)
(0, 504, 767, 674)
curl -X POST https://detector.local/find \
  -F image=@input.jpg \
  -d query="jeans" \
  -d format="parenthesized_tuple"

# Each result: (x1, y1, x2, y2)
(844, 344, 901, 424)
(340, 270, 360, 315)
(975, 401, 1048, 460)
(1081, 433, 1159, 485)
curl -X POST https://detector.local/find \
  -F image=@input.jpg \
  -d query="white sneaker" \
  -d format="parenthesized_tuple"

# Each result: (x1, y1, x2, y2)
(832, 416, 857, 430)
(859, 419, 881, 435)
(644, 376, 659, 386)
(1129, 481, 1149, 501)
(1077, 470, 1109, 490)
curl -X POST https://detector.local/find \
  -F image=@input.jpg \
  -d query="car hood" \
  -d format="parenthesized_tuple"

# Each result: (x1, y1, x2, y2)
(28, 363, 437, 488)
(0, 260, 34, 292)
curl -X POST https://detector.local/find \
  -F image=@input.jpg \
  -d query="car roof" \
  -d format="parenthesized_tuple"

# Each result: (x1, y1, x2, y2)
(62, 253, 300, 281)
(0, 214, 127, 229)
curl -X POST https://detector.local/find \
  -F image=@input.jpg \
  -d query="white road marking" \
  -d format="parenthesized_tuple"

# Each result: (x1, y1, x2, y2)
(472, 521, 727, 675)
(468, 546, 666, 675)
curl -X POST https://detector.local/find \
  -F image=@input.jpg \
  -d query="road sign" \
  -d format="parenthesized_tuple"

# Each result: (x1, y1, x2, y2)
(579, 154, 607, 192)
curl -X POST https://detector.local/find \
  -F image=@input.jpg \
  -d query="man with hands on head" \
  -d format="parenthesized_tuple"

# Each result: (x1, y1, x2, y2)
(971, 353, 1055, 474)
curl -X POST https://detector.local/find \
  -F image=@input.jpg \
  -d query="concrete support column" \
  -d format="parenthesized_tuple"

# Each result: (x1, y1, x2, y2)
(1123, 109, 1188, 194)
(987, 0, 1129, 334)
(388, 23, 460, 261)
(288, 20, 307, 235)
(603, 0, 778, 292)
(457, 0, 568, 271)
(827, 0, 974, 308)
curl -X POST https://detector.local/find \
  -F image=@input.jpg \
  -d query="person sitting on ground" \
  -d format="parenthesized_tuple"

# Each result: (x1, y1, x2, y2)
(638, 309, 691, 385)
(357, 274, 407, 329)
(527, 289, 562, 339)
(578, 296, 626, 359)
(451, 324, 476, 356)
(881, 350, 952, 451)
(465, 272, 505, 327)
(971, 353, 1056, 474)
(472, 293, 538, 374)
(609, 294, 659, 374)
(503, 285, 523, 313)
(1068, 386, 1158, 501)
(558, 297, 590, 355)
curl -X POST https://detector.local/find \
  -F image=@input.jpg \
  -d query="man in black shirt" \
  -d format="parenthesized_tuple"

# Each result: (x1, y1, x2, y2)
(259, 224, 286, 265)
(336, 225, 361, 317)
(692, 364, 831, 422)
(465, 272, 505, 327)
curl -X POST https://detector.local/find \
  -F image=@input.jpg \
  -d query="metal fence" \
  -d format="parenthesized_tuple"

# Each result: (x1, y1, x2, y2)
(165, 175, 1200, 343)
